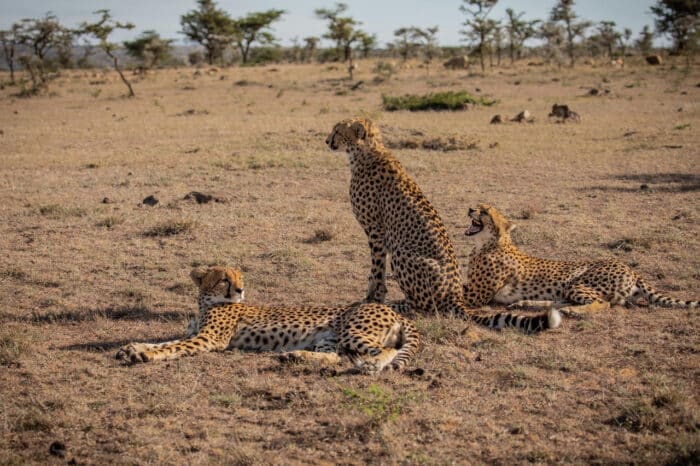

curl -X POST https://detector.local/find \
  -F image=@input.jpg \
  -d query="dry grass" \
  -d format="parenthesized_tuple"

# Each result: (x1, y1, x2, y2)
(0, 58, 698, 464)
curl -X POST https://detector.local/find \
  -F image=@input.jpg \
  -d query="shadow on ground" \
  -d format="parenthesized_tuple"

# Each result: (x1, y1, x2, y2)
(584, 173, 700, 193)
(61, 334, 183, 352)
(0, 305, 189, 324)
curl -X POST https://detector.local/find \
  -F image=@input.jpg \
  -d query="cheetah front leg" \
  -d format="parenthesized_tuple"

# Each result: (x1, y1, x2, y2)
(365, 227, 388, 303)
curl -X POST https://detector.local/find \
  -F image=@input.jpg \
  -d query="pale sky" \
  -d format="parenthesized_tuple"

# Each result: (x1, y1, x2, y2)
(0, 0, 660, 47)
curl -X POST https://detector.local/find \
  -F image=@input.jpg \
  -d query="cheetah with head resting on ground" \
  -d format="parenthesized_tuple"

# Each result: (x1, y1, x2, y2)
(463, 204, 698, 314)
(325, 118, 560, 333)
(116, 266, 420, 373)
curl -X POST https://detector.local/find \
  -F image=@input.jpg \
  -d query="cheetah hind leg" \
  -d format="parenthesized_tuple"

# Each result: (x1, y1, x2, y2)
(561, 284, 611, 318)
(508, 300, 559, 310)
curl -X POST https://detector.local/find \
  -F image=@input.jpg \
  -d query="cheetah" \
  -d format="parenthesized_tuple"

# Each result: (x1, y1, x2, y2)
(325, 118, 560, 333)
(463, 204, 698, 315)
(116, 266, 420, 373)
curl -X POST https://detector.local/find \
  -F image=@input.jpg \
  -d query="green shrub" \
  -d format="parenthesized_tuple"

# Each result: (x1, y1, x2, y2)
(382, 91, 497, 111)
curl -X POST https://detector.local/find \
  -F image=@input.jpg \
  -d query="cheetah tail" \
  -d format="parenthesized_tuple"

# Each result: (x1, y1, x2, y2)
(390, 318, 421, 370)
(468, 308, 561, 334)
(636, 277, 699, 308)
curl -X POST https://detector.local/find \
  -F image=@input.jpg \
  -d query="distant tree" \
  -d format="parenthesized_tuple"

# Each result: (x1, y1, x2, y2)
(619, 28, 633, 56)
(315, 3, 351, 61)
(79, 10, 135, 97)
(356, 31, 377, 58)
(636, 25, 655, 55)
(16, 13, 66, 62)
(550, 0, 591, 67)
(303, 36, 319, 62)
(393, 27, 422, 62)
(233, 9, 285, 64)
(597, 21, 621, 57)
(417, 26, 441, 70)
(650, 0, 699, 54)
(180, 0, 236, 65)
(124, 30, 173, 68)
(539, 21, 566, 66)
(460, 0, 498, 72)
(491, 22, 504, 66)
(505, 8, 540, 63)
(315, 3, 366, 79)
(0, 25, 21, 83)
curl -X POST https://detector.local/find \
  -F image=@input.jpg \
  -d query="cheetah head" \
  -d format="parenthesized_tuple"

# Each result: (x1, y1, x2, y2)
(190, 266, 244, 306)
(325, 117, 382, 151)
(466, 204, 515, 246)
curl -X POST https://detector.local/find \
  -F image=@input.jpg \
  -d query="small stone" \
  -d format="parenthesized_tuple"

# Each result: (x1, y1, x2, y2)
(640, 184, 649, 191)
(49, 441, 66, 458)
(143, 195, 159, 206)
(101, 197, 112, 204)
(490, 114, 504, 124)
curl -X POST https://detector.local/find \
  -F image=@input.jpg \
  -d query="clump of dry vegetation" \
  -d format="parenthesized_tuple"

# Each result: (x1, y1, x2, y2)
(143, 220, 195, 237)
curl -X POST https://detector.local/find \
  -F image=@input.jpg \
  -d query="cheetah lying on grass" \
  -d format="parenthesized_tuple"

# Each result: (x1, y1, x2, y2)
(463, 204, 698, 315)
(116, 266, 420, 373)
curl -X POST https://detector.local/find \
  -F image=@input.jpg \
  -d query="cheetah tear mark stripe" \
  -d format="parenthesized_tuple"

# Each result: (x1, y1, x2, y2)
(636, 277, 699, 308)
(467, 308, 561, 334)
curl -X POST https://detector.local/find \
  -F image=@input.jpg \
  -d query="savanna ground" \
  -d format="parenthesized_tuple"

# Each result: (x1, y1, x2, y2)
(0, 57, 698, 465)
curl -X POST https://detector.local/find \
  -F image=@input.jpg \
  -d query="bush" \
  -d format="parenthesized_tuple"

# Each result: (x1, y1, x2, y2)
(382, 91, 497, 111)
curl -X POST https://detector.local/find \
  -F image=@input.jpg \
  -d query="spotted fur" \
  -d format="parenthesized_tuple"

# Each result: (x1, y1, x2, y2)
(464, 204, 698, 312)
(325, 118, 559, 333)
(116, 266, 420, 373)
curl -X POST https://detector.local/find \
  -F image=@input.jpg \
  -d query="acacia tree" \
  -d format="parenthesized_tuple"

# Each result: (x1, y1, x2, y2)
(315, 3, 367, 79)
(650, 0, 699, 55)
(550, 0, 591, 67)
(539, 21, 566, 66)
(79, 10, 135, 97)
(491, 22, 504, 66)
(233, 9, 285, 64)
(460, 0, 498, 72)
(356, 31, 377, 58)
(302, 36, 319, 62)
(636, 25, 655, 55)
(505, 8, 539, 63)
(393, 27, 422, 62)
(0, 25, 21, 83)
(124, 31, 173, 69)
(417, 26, 441, 71)
(180, 0, 236, 65)
(597, 21, 621, 57)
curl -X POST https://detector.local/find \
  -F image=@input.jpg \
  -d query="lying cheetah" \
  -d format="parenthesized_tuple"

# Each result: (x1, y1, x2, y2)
(325, 118, 560, 333)
(464, 204, 698, 314)
(116, 266, 420, 373)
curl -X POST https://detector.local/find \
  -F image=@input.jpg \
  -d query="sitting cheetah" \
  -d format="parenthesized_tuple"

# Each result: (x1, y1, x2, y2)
(325, 118, 560, 333)
(464, 204, 698, 314)
(116, 266, 420, 373)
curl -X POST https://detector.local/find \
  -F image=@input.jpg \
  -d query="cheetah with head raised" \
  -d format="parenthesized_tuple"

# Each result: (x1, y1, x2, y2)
(325, 118, 560, 333)
(464, 204, 698, 314)
(116, 266, 420, 373)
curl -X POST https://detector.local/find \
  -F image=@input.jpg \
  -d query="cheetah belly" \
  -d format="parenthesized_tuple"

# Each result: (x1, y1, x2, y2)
(228, 326, 337, 352)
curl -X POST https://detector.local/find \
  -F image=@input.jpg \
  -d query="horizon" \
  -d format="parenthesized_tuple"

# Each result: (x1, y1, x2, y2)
(0, 0, 665, 48)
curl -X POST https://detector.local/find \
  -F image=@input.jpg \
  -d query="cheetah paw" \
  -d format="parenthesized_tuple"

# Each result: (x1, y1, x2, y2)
(115, 344, 153, 364)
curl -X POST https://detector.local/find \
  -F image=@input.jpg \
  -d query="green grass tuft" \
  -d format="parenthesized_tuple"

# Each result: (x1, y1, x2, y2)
(382, 91, 497, 111)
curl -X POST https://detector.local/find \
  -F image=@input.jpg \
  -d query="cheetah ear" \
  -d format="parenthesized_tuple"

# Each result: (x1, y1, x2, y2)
(350, 120, 367, 140)
(190, 267, 207, 287)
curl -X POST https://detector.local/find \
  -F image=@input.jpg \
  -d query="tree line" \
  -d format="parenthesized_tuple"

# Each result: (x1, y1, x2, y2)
(0, 0, 697, 95)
